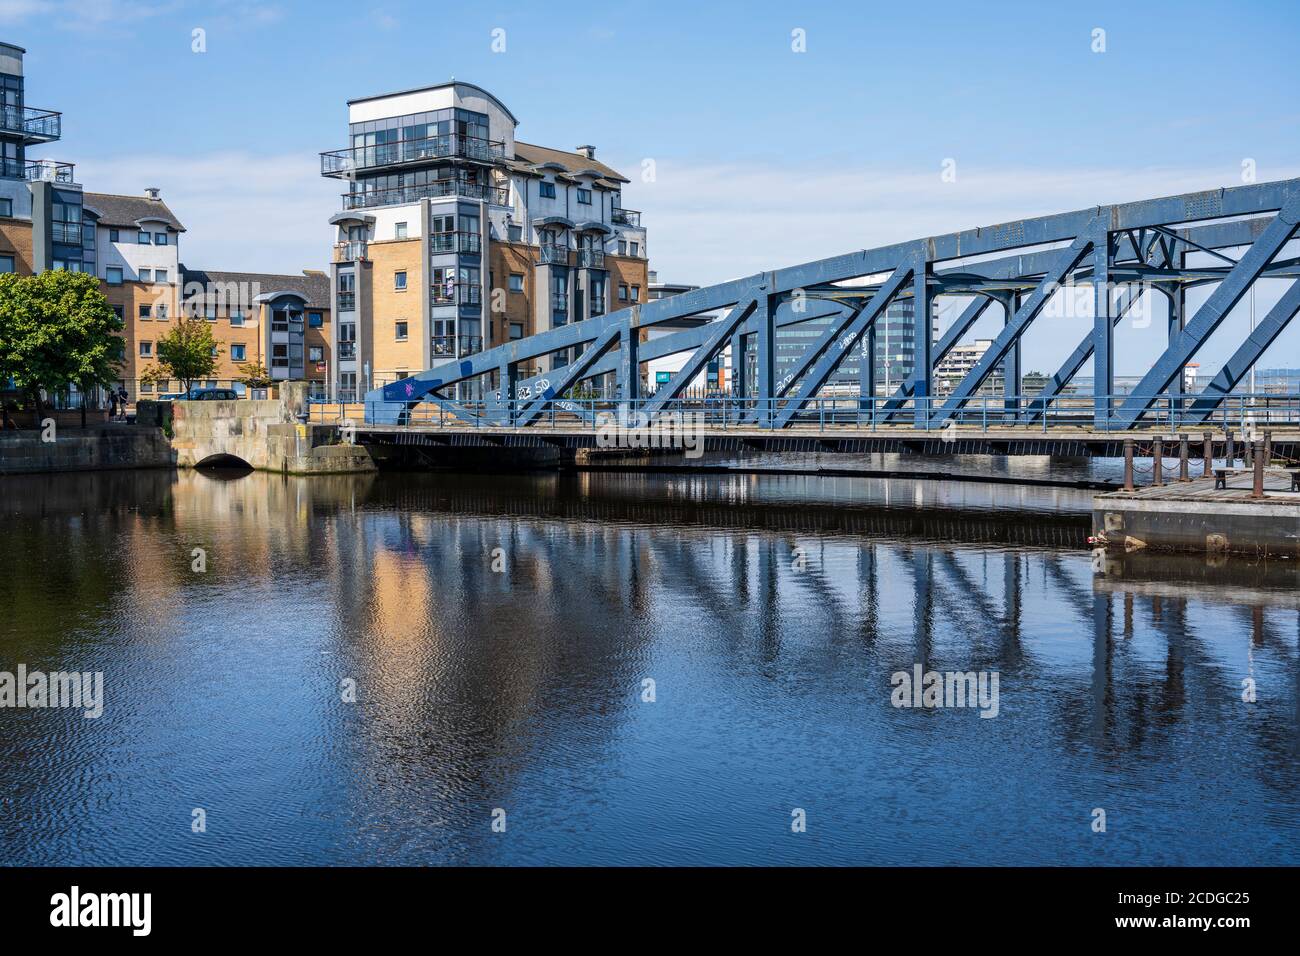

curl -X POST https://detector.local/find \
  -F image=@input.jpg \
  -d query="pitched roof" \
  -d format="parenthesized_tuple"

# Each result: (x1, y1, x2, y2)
(83, 192, 186, 231)
(512, 142, 629, 184)
(179, 266, 330, 308)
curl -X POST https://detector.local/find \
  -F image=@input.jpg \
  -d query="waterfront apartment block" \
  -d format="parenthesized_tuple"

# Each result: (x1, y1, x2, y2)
(321, 81, 649, 398)
(0, 42, 82, 278)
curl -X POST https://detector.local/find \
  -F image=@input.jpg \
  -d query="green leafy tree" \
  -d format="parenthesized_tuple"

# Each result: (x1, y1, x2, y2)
(0, 270, 124, 427)
(235, 360, 273, 390)
(154, 316, 221, 395)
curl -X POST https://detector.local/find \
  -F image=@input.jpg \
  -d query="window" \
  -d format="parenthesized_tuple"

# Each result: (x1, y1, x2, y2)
(509, 273, 524, 293)
(154, 268, 168, 283)
(137, 231, 151, 244)
(508, 224, 522, 242)
(308, 312, 322, 328)
(140, 381, 154, 394)
(618, 240, 627, 256)
(0, 255, 12, 274)
(308, 346, 323, 362)
(230, 311, 244, 326)
(0, 198, 10, 217)
(630, 242, 640, 256)
(155, 379, 170, 392)
(576, 188, 592, 205)
(139, 304, 152, 319)
(539, 181, 556, 199)
(618, 283, 628, 301)
(231, 344, 246, 361)
(110, 305, 123, 320)
(395, 321, 408, 341)
(210, 346, 219, 358)
(155, 232, 168, 245)
(109, 228, 120, 242)
(394, 270, 407, 290)
(157, 304, 168, 320)
(139, 341, 152, 357)
(139, 269, 152, 283)
(631, 285, 640, 302)
(509, 322, 524, 340)
(106, 266, 123, 285)
(272, 343, 289, 368)
(394, 221, 408, 239)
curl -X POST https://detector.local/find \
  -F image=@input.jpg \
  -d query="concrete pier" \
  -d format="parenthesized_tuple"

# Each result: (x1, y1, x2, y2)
(1093, 472, 1300, 557)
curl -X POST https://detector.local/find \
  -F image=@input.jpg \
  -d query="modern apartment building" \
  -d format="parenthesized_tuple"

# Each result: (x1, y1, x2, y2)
(0, 42, 84, 278)
(321, 81, 649, 399)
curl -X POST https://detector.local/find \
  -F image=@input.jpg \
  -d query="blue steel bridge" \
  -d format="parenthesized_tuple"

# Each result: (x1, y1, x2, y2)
(363, 178, 1300, 434)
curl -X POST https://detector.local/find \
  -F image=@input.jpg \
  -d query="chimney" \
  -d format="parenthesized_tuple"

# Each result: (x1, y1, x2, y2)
(576, 145, 595, 160)
(145, 187, 161, 201)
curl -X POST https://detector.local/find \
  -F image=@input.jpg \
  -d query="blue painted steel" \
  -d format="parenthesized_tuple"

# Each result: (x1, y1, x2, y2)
(360, 178, 1300, 432)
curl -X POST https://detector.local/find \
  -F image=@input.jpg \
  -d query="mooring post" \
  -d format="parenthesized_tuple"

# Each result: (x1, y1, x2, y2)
(1123, 437, 1135, 491)
(1226, 429, 1235, 467)
(1202, 431, 1214, 478)
(1152, 437, 1163, 487)
(1252, 440, 1265, 499)
(1178, 433, 1190, 482)
(1263, 429, 1272, 465)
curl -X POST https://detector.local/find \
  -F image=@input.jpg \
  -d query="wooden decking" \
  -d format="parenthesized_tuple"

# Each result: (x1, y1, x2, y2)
(1099, 472, 1300, 505)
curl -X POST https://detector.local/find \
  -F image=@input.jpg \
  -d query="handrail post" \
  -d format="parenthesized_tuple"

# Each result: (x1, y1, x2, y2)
(1152, 437, 1163, 486)
(1252, 440, 1265, 499)
(1123, 437, 1135, 491)
(1226, 429, 1235, 467)
(1202, 431, 1213, 478)
(1178, 433, 1189, 482)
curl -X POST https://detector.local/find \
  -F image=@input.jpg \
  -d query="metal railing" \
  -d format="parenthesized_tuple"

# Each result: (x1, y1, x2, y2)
(328, 391, 1300, 433)
(336, 292, 356, 312)
(334, 240, 367, 261)
(611, 207, 641, 227)
(539, 243, 569, 265)
(550, 293, 569, 314)
(0, 105, 61, 141)
(338, 341, 356, 360)
(431, 334, 484, 357)
(52, 221, 81, 244)
(341, 179, 508, 210)
(24, 159, 76, 184)
(429, 232, 480, 254)
(321, 134, 505, 177)
(575, 249, 605, 268)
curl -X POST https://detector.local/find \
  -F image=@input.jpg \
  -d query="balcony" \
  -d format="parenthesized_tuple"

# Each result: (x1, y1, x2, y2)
(539, 243, 569, 265)
(338, 341, 356, 360)
(341, 179, 508, 211)
(551, 293, 569, 314)
(25, 159, 77, 184)
(337, 292, 356, 312)
(611, 207, 641, 227)
(52, 221, 81, 244)
(321, 134, 505, 178)
(0, 105, 61, 144)
(334, 240, 367, 261)
(429, 232, 480, 255)
(431, 334, 483, 358)
(575, 249, 605, 269)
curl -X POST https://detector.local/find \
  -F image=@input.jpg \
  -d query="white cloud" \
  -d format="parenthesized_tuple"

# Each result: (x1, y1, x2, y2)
(77, 151, 337, 275)
(625, 160, 1300, 287)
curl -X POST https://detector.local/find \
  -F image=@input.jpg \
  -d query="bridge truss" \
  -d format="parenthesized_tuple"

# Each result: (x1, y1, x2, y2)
(365, 178, 1300, 430)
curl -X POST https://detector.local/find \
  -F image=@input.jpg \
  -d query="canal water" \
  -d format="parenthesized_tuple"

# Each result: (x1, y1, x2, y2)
(1, 467, 1296, 866)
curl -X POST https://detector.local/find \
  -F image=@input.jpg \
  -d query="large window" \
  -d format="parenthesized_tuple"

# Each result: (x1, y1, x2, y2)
(576, 188, 592, 205)
(106, 266, 123, 285)
(539, 181, 556, 199)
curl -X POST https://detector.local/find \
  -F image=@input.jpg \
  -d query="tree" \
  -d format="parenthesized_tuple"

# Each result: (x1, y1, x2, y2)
(235, 360, 273, 390)
(0, 270, 124, 427)
(154, 316, 221, 395)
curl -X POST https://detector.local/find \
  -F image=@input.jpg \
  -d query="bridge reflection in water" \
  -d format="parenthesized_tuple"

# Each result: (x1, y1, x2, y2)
(0, 468, 1296, 865)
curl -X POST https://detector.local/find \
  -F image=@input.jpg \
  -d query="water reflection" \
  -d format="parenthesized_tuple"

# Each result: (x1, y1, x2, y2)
(0, 469, 1295, 865)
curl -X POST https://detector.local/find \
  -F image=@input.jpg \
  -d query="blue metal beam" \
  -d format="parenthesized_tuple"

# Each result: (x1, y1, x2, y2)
(1186, 278, 1300, 421)
(879, 296, 993, 420)
(643, 298, 757, 415)
(930, 225, 1101, 426)
(1112, 196, 1300, 428)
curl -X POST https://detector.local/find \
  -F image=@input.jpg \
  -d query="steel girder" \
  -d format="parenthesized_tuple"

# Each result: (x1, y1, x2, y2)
(363, 178, 1300, 430)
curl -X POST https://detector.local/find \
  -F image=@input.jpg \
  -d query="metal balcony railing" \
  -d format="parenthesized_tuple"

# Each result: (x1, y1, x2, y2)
(338, 341, 356, 360)
(52, 221, 81, 244)
(539, 243, 569, 265)
(337, 292, 356, 312)
(429, 232, 481, 254)
(551, 293, 569, 314)
(24, 159, 76, 184)
(611, 207, 641, 227)
(459, 287, 481, 307)
(0, 105, 61, 143)
(341, 179, 509, 210)
(575, 249, 605, 269)
(321, 134, 505, 177)
(334, 240, 367, 261)
(431, 334, 483, 358)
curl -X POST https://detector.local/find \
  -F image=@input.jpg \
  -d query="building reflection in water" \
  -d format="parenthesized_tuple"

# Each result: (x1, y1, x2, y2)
(0, 467, 1295, 865)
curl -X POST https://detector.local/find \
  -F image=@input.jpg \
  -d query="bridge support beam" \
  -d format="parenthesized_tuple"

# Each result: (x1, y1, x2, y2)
(1002, 293, 1020, 418)
(618, 316, 640, 403)
(755, 290, 776, 426)
(1093, 231, 1114, 428)
(913, 264, 934, 428)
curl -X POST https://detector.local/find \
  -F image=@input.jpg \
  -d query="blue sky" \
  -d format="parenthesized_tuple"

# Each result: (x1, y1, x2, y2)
(4, 0, 1298, 376)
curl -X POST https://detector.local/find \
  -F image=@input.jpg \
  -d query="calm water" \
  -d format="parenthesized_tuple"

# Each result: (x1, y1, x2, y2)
(0, 467, 1297, 866)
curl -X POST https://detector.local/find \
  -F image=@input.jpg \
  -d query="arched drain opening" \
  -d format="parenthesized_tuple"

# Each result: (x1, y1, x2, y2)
(195, 453, 254, 475)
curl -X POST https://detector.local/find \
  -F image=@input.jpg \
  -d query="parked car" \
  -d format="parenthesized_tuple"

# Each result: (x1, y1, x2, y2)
(163, 387, 241, 401)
